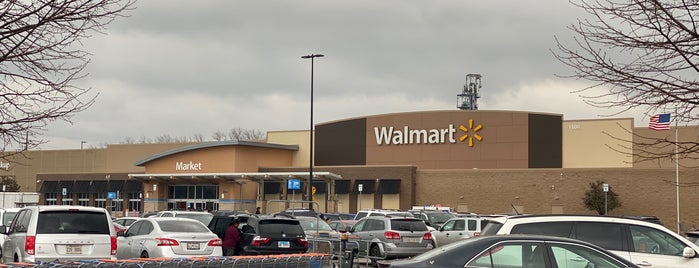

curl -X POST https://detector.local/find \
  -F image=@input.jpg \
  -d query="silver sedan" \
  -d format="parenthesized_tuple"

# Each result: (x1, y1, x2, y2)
(116, 217, 223, 259)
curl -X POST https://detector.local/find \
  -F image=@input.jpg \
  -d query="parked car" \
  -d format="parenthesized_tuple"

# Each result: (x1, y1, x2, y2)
(347, 215, 434, 266)
(0, 208, 21, 260)
(389, 234, 640, 268)
(1, 208, 20, 227)
(113, 222, 127, 233)
(431, 216, 482, 247)
(481, 214, 699, 268)
(321, 213, 355, 221)
(140, 211, 159, 218)
(328, 220, 357, 233)
(238, 215, 308, 255)
(155, 211, 214, 226)
(686, 231, 699, 246)
(272, 208, 319, 218)
(296, 216, 339, 239)
(354, 209, 413, 221)
(1, 205, 116, 263)
(413, 210, 456, 229)
(113, 216, 140, 227)
(116, 217, 222, 259)
(207, 212, 253, 241)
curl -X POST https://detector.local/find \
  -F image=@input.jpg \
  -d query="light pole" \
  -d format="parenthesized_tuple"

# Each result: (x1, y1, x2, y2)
(80, 140, 86, 150)
(301, 53, 324, 211)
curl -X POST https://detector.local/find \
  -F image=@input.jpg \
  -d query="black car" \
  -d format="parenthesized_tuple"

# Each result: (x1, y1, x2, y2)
(238, 215, 309, 255)
(207, 211, 253, 241)
(389, 234, 640, 268)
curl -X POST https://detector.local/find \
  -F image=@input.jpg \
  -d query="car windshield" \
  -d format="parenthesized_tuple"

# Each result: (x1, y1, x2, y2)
(299, 219, 333, 231)
(37, 211, 110, 234)
(391, 219, 428, 231)
(157, 220, 210, 232)
(176, 213, 213, 225)
(259, 219, 305, 236)
(427, 213, 456, 224)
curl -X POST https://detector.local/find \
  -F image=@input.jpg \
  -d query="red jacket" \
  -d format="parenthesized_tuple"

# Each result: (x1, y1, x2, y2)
(223, 224, 240, 249)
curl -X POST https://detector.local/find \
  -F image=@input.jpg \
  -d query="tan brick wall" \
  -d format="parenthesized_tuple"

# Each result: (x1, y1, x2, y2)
(416, 168, 699, 230)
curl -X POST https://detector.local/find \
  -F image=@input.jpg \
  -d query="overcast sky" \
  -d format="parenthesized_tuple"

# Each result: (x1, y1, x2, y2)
(39, 0, 652, 150)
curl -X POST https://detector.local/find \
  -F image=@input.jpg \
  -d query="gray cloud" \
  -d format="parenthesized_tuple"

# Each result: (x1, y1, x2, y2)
(39, 0, 648, 149)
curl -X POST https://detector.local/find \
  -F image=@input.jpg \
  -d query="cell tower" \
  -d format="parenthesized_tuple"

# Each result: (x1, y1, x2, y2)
(457, 74, 481, 110)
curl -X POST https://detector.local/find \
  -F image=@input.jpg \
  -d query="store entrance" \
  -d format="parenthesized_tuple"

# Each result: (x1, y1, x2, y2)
(167, 201, 218, 211)
(167, 185, 219, 211)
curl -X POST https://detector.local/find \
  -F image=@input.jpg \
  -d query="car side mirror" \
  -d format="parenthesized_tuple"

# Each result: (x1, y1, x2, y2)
(0, 225, 8, 234)
(117, 230, 126, 237)
(682, 246, 696, 258)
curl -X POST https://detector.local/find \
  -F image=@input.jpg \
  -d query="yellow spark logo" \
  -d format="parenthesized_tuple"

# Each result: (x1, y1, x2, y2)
(458, 119, 483, 147)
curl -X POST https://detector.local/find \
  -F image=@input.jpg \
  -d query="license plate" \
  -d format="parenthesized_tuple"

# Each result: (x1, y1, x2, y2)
(403, 237, 420, 243)
(187, 242, 200, 250)
(65, 245, 82, 254)
(278, 241, 290, 248)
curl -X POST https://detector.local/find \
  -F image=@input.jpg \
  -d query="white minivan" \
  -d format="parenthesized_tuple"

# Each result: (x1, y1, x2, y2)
(481, 214, 699, 268)
(1, 205, 117, 263)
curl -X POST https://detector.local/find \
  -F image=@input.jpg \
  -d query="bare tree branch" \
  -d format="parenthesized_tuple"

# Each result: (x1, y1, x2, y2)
(556, 0, 699, 162)
(0, 0, 135, 162)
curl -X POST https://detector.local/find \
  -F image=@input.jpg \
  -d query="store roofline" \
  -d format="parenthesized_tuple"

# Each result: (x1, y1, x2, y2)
(134, 140, 299, 166)
(128, 171, 342, 183)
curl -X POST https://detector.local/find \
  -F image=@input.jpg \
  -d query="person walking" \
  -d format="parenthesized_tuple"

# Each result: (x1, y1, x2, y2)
(255, 207, 261, 214)
(223, 219, 241, 256)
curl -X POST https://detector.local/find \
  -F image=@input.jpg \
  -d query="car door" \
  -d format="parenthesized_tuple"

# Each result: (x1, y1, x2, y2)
(432, 219, 458, 247)
(3, 209, 30, 263)
(627, 224, 699, 268)
(347, 219, 368, 253)
(117, 220, 142, 259)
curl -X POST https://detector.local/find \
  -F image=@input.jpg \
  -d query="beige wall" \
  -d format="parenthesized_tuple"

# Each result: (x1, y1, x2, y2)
(563, 118, 633, 168)
(0, 143, 193, 192)
(143, 145, 294, 174)
(633, 125, 699, 168)
(382, 194, 400, 210)
(266, 130, 310, 168)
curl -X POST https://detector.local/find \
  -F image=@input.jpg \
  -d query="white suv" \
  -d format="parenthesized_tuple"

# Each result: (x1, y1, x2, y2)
(1, 205, 117, 263)
(353, 209, 413, 220)
(482, 214, 699, 268)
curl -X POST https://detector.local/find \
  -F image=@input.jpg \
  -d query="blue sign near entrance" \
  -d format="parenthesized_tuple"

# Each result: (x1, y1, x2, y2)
(107, 192, 116, 199)
(288, 179, 301, 190)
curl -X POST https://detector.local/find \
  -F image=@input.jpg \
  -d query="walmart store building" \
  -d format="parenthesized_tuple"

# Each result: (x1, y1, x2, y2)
(1, 110, 698, 229)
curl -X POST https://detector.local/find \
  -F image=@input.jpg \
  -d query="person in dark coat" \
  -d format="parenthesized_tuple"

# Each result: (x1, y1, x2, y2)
(222, 219, 240, 256)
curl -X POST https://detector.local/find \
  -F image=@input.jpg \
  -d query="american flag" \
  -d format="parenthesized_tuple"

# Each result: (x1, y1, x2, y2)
(649, 113, 671, 130)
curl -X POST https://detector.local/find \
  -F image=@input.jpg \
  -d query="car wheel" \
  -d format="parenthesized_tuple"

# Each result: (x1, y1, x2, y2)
(140, 251, 149, 258)
(369, 244, 381, 266)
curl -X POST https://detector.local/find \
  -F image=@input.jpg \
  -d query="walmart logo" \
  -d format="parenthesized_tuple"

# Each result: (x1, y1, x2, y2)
(374, 121, 484, 147)
(459, 119, 483, 147)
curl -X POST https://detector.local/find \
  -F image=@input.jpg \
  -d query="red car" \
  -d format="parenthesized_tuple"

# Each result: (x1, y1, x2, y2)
(113, 222, 127, 233)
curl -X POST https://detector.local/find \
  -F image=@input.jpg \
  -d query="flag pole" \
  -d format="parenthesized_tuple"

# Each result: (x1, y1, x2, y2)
(675, 125, 680, 233)
(674, 106, 680, 233)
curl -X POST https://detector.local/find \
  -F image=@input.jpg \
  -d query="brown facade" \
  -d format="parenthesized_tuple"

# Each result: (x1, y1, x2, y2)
(415, 168, 699, 231)
(2, 110, 699, 231)
(316, 110, 562, 169)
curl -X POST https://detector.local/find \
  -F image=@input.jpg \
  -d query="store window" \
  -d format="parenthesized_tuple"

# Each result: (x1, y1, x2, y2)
(94, 192, 107, 208)
(78, 192, 90, 206)
(45, 193, 57, 205)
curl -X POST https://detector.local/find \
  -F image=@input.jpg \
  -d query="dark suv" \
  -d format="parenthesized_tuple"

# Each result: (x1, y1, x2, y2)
(239, 215, 309, 255)
(207, 211, 253, 241)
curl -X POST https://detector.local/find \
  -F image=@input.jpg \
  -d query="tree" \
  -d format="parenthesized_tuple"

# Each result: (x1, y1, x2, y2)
(554, 0, 699, 163)
(0, 176, 21, 192)
(583, 180, 621, 215)
(0, 0, 135, 161)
